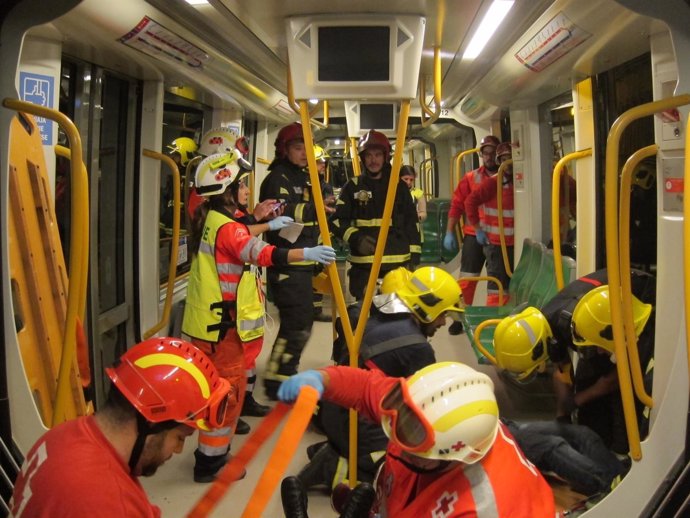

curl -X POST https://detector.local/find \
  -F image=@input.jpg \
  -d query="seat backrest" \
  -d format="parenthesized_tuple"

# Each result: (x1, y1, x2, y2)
(527, 249, 558, 307)
(508, 238, 536, 298)
(514, 241, 547, 305)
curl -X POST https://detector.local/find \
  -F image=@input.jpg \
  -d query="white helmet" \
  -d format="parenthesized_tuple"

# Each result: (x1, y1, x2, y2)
(381, 362, 499, 464)
(199, 127, 239, 156)
(194, 151, 244, 197)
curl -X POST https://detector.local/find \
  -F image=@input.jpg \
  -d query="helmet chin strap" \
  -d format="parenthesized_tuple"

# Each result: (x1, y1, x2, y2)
(128, 414, 179, 474)
(388, 452, 451, 474)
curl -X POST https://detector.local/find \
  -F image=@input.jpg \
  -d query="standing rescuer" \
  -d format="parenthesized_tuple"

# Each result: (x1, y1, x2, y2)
(259, 123, 336, 399)
(330, 130, 420, 300)
(464, 141, 515, 306)
(182, 146, 335, 482)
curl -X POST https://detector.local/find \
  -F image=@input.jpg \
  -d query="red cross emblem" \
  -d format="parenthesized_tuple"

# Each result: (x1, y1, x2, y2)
(432, 491, 458, 518)
(451, 440, 466, 452)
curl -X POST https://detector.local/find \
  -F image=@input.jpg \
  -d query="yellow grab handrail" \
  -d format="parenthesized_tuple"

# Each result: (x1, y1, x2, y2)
(684, 114, 690, 422)
(185, 155, 202, 228)
(142, 149, 181, 339)
(451, 147, 479, 193)
(619, 145, 657, 409)
(551, 149, 592, 289)
(471, 319, 503, 365)
(460, 276, 504, 306)
(349, 137, 361, 176)
(3, 98, 90, 426)
(605, 94, 690, 460)
(301, 99, 411, 485)
(419, 46, 442, 128)
(496, 159, 513, 279)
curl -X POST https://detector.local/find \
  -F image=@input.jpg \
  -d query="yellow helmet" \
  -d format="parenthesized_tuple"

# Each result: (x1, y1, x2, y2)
(571, 285, 652, 354)
(167, 137, 198, 166)
(381, 362, 499, 464)
(380, 267, 412, 295)
(314, 145, 330, 162)
(395, 267, 463, 323)
(493, 307, 552, 380)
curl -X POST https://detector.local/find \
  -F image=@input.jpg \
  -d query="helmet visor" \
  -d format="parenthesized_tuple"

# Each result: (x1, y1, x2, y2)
(380, 380, 434, 453)
(194, 377, 231, 430)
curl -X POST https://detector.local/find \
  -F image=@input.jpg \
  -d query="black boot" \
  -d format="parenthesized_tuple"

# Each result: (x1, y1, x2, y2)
(448, 320, 464, 335)
(193, 449, 246, 483)
(235, 418, 251, 435)
(297, 442, 341, 490)
(281, 476, 309, 518)
(339, 482, 375, 518)
(242, 392, 271, 417)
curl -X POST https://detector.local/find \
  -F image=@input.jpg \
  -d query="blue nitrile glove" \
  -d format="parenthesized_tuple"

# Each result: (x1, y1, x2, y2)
(304, 245, 337, 265)
(443, 231, 457, 251)
(277, 370, 325, 403)
(268, 216, 294, 231)
(475, 228, 490, 246)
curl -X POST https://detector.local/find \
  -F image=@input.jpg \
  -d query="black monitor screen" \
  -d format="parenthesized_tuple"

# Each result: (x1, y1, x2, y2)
(318, 26, 390, 82)
(360, 104, 395, 130)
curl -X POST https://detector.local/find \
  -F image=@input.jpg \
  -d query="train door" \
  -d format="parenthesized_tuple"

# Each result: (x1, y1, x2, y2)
(59, 59, 138, 407)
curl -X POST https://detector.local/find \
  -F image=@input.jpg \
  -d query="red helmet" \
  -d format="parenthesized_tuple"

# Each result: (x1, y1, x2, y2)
(106, 337, 231, 431)
(275, 122, 304, 159)
(358, 130, 391, 162)
(479, 135, 500, 153)
(496, 142, 512, 160)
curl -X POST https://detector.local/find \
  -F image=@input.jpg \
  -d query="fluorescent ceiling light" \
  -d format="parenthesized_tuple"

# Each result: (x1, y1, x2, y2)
(185, 0, 208, 5)
(463, 1, 515, 60)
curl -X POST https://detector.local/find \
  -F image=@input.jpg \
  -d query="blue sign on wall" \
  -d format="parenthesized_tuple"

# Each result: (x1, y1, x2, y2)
(19, 71, 54, 146)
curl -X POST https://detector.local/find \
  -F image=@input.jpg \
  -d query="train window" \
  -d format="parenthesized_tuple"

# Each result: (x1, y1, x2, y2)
(159, 99, 207, 286)
(287, 14, 425, 99)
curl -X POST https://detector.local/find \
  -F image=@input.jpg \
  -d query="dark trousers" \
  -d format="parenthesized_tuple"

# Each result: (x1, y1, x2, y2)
(264, 267, 314, 394)
(505, 420, 627, 495)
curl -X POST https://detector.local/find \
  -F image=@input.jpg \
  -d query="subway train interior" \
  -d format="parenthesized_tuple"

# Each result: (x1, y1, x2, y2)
(2, 0, 690, 516)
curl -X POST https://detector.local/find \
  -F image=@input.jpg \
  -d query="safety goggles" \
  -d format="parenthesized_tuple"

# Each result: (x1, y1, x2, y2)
(194, 378, 231, 430)
(379, 380, 434, 453)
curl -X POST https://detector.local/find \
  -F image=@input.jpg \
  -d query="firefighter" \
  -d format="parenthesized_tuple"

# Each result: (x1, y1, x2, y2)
(330, 130, 420, 300)
(300, 267, 464, 492)
(490, 268, 655, 455)
(464, 141, 515, 306)
(182, 148, 335, 482)
(259, 123, 336, 399)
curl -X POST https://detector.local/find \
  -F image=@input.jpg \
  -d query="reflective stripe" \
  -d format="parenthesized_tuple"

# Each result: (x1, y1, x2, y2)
(239, 237, 270, 263)
(484, 207, 514, 217)
(217, 263, 244, 275)
(239, 316, 264, 331)
(220, 281, 238, 294)
(349, 253, 410, 264)
(465, 463, 499, 518)
(343, 227, 358, 242)
(199, 241, 214, 257)
(198, 426, 233, 456)
(410, 245, 422, 253)
(280, 187, 290, 195)
(295, 203, 306, 223)
(354, 218, 384, 227)
(484, 225, 514, 235)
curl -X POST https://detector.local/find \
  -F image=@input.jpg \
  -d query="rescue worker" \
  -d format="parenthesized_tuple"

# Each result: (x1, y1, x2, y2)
(259, 123, 337, 400)
(443, 135, 500, 308)
(490, 268, 655, 455)
(302, 267, 464, 491)
(278, 362, 556, 518)
(312, 144, 334, 322)
(10, 337, 230, 517)
(182, 149, 336, 482)
(330, 130, 420, 300)
(464, 141, 515, 306)
(400, 165, 426, 268)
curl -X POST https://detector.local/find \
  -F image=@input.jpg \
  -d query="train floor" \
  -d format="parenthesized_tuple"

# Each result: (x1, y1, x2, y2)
(143, 294, 578, 517)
